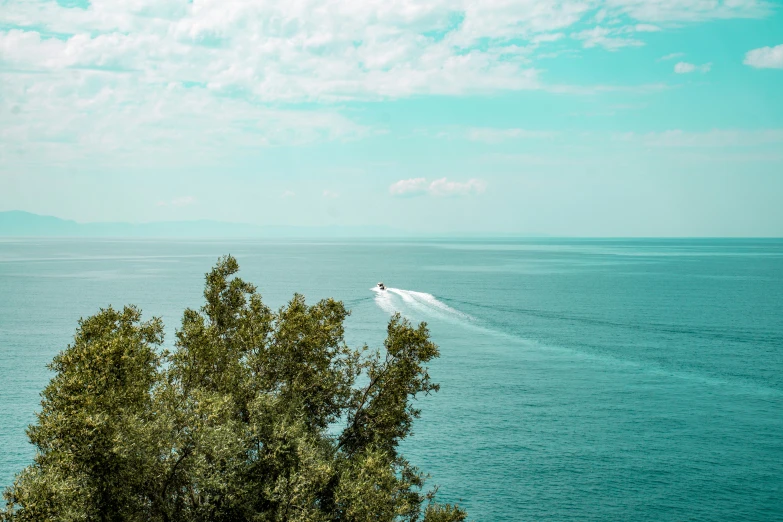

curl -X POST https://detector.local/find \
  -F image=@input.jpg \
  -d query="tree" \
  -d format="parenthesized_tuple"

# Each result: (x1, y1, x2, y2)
(3, 256, 467, 522)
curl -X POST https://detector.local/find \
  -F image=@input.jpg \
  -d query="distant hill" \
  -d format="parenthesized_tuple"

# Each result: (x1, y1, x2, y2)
(0, 211, 404, 238)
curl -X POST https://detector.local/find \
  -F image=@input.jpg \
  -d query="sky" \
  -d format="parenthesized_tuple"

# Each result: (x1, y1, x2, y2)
(1, 0, 782, 236)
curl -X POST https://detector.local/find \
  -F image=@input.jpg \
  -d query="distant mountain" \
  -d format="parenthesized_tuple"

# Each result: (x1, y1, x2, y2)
(0, 211, 404, 238)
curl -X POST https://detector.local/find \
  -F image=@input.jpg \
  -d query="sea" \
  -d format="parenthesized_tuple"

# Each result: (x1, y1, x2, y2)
(1, 238, 781, 521)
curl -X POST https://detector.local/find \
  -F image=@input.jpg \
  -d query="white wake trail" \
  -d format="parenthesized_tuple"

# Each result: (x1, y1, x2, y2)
(371, 287, 473, 324)
(398, 289, 471, 319)
(371, 287, 398, 315)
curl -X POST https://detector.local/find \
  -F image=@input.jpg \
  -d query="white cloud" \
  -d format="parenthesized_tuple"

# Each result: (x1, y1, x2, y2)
(157, 195, 196, 207)
(674, 62, 695, 73)
(603, 0, 771, 22)
(531, 33, 566, 44)
(322, 190, 340, 199)
(389, 178, 486, 197)
(428, 177, 487, 196)
(659, 52, 685, 61)
(0, 5, 547, 103)
(281, 190, 296, 199)
(389, 178, 428, 197)
(0, 0, 770, 104)
(0, 70, 370, 167)
(744, 44, 783, 69)
(0, 0, 775, 166)
(571, 27, 644, 50)
(674, 61, 711, 73)
(466, 128, 557, 143)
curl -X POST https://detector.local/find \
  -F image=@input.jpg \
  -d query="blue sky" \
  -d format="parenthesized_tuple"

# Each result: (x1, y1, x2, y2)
(1, 0, 782, 236)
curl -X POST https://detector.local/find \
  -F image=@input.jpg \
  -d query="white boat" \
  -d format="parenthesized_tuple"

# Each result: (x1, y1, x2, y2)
(377, 282, 386, 291)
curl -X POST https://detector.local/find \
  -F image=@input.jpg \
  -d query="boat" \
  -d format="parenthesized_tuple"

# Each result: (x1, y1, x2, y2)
(377, 282, 386, 291)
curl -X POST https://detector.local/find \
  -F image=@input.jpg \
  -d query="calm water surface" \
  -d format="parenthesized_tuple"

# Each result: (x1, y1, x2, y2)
(1, 238, 782, 520)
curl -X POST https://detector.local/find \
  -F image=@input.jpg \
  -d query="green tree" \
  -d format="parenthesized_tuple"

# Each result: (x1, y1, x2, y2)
(3, 256, 467, 522)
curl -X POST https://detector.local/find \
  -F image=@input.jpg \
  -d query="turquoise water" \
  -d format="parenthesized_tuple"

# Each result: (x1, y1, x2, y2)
(1, 238, 782, 520)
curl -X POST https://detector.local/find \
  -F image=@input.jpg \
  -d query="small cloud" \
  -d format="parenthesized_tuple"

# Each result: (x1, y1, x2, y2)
(281, 190, 296, 198)
(572, 27, 644, 51)
(659, 52, 685, 61)
(389, 178, 428, 197)
(157, 196, 196, 207)
(389, 178, 486, 197)
(531, 32, 564, 44)
(674, 61, 711, 74)
(744, 44, 783, 69)
(635, 24, 661, 32)
(322, 189, 339, 199)
(428, 178, 487, 197)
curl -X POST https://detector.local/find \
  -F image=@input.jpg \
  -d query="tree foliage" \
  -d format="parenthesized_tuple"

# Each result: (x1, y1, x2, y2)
(3, 256, 467, 522)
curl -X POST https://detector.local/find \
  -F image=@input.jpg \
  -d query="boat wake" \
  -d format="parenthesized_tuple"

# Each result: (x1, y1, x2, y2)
(371, 286, 472, 324)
